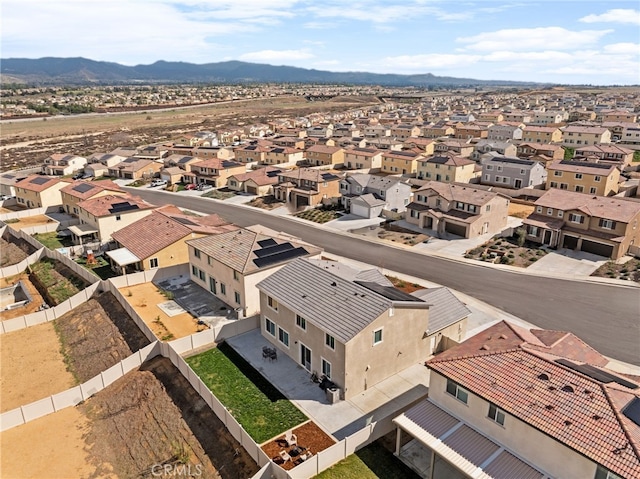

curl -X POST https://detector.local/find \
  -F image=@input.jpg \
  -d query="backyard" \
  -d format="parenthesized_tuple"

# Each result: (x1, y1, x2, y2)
(464, 234, 548, 267)
(186, 341, 308, 443)
(32, 231, 73, 250)
(29, 257, 90, 305)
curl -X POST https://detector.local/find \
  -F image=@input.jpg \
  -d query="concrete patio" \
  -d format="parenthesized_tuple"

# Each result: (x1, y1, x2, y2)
(226, 328, 429, 440)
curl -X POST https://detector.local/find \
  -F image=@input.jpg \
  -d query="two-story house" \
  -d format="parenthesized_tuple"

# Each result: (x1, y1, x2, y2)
(421, 124, 455, 139)
(516, 143, 564, 162)
(107, 157, 162, 180)
(390, 124, 421, 140)
(343, 148, 383, 172)
(480, 155, 547, 189)
(273, 168, 343, 208)
(184, 158, 245, 187)
(381, 150, 424, 176)
(545, 160, 620, 196)
(60, 180, 125, 216)
(433, 140, 474, 158)
(471, 140, 518, 161)
(14, 175, 69, 209)
(454, 123, 489, 140)
(521, 126, 563, 144)
(84, 153, 126, 178)
(42, 154, 87, 176)
(227, 167, 283, 196)
(339, 174, 412, 217)
(523, 188, 640, 258)
(402, 138, 436, 155)
(406, 182, 510, 238)
(486, 124, 523, 141)
(233, 144, 271, 164)
(393, 320, 639, 479)
(256, 257, 469, 400)
(417, 155, 477, 184)
(574, 144, 635, 168)
(187, 226, 322, 318)
(263, 146, 304, 167)
(305, 145, 345, 168)
(562, 125, 612, 148)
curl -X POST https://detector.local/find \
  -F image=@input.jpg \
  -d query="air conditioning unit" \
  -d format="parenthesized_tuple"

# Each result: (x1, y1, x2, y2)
(326, 386, 341, 404)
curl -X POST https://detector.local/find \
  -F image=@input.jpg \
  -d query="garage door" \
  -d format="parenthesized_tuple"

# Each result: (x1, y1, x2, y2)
(581, 240, 614, 258)
(562, 235, 579, 250)
(351, 203, 370, 218)
(296, 195, 309, 208)
(445, 222, 466, 237)
(246, 186, 258, 195)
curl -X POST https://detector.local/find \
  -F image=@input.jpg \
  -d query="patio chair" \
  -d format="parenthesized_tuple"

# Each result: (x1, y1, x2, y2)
(285, 430, 297, 447)
(262, 347, 271, 361)
(279, 450, 291, 463)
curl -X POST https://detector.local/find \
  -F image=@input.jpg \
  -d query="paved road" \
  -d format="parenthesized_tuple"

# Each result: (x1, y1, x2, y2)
(129, 188, 640, 365)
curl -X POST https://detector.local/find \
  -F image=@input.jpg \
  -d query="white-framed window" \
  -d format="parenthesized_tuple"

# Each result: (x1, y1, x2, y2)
(265, 317, 276, 336)
(594, 175, 601, 182)
(194, 248, 201, 259)
(325, 333, 335, 350)
(558, 211, 564, 218)
(575, 173, 583, 179)
(198, 270, 205, 282)
(484, 174, 490, 181)
(520, 169, 525, 175)
(554, 171, 562, 177)
(589, 186, 597, 195)
(192, 265, 199, 277)
(220, 282, 226, 295)
(547, 208, 553, 215)
(373, 328, 383, 345)
(455, 201, 464, 210)
(569, 213, 584, 224)
(486, 165, 493, 171)
(321, 358, 332, 379)
(446, 378, 469, 404)
(234, 291, 241, 304)
(560, 183, 568, 190)
(599, 219, 616, 230)
(550, 181, 558, 188)
(528, 225, 538, 236)
(536, 206, 542, 213)
(209, 277, 216, 294)
(575, 185, 584, 193)
(497, 166, 503, 172)
(488, 403, 506, 426)
(149, 257, 159, 269)
(278, 327, 289, 347)
(296, 314, 307, 330)
(233, 270, 239, 281)
(486, 205, 491, 212)
(267, 295, 278, 311)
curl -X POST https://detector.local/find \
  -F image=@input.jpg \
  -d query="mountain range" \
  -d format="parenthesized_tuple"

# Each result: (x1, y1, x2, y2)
(0, 57, 543, 87)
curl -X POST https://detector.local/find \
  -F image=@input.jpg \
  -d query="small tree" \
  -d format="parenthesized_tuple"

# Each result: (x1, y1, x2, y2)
(515, 227, 527, 247)
(563, 147, 575, 160)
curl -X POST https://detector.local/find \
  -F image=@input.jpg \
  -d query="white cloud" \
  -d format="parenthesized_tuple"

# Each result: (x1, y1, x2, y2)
(378, 54, 482, 73)
(579, 9, 640, 25)
(306, 2, 471, 24)
(457, 27, 613, 52)
(239, 49, 314, 62)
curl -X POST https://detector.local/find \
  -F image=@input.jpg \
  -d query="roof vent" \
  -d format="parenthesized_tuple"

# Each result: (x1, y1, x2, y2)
(545, 405, 554, 411)
(548, 385, 556, 391)
(498, 334, 507, 340)
(592, 414, 602, 421)
(538, 373, 550, 381)
(561, 385, 574, 393)
(564, 420, 572, 426)
(480, 344, 490, 351)
(330, 282, 337, 287)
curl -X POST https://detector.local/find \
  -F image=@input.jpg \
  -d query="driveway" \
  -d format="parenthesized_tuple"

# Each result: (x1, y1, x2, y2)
(323, 213, 383, 232)
(526, 248, 608, 275)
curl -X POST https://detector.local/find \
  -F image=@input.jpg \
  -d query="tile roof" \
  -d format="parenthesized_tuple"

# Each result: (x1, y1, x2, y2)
(534, 189, 640, 223)
(428, 321, 640, 478)
(77, 194, 155, 217)
(61, 180, 122, 199)
(415, 181, 504, 206)
(229, 167, 282, 185)
(411, 287, 471, 333)
(306, 144, 344, 155)
(547, 160, 616, 174)
(15, 175, 65, 192)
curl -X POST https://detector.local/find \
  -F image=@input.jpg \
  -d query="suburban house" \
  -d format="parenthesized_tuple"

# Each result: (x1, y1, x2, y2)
(367, 137, 404, 151)
(227, 167, 282, 196)
(574, 144, 635, 168)
(343, 148, 383, 171)
(454, 123, 489, 140)
(621, 124, 640, 146)
(521, 126, 563, 144)
(60, 180, 125, 216)
(393, 320, 640, 479)
(305, 145, 345, 168)
(562, 125, 612, 148)
(163, 154, 202, 172)
(160, 167, 186, 186)
(471, 140, 518, 161)
(487, 124, 523, 141)
(403, 138, 436, 155)
(480, 155, 547, 189)
(530, 110, 566, 125)
(390, 124, 421, 140)
(598, 109, 637, 123)
(41, 154, 87, 176)
(271, 136, 306, 149)
(14, 175, 69, 209)
(165, 144, 235, 160)
(433, 140, 474, 158)
(523, 188, 640, 258)
(502, 110, 531, 123)
(263, 146, 304, 167)
(363, 124, 391, 138)
(72, 194, 156, 245)
(184, 158, 245, 187)
(417, 155, 477, 184)
(406, 182, 510, 238)
(517, 143, 564, 161)
(381, 150, 425, 175)
(421, 124, 455, 138)
(107, 157, 162, 180)
(339, 174, 412, 217)
(187, 226, 322, 318)
(108, 206, 237, 274)
(545, 160, 620, 196)
(273, 168, 343, 208)
(233, 144, 271, 164)
(84, 153, 126, 177)
(255, 257, 469, 400)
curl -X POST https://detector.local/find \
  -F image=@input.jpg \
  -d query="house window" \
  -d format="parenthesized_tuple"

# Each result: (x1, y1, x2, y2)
(594, 175, 601, 182)
(194, 248, 201, 259)
(234, 291, 241, 304)
(265, 317, 276, 336)
(455, 201, 464, 210)
(520, 169, 525, 175)
(547, 208, 553, 215)
(488, 403, 506, 426)
(373, 328, 383, 345)
(267, 296, 278, 311)
(595, 465, 624, 479)
(198, 270, 205, 282)
(446, 378, 469, 404)
(486, 165, 493, 171)
(496, 166, 503, 172)
(209, 277, 217, 294)
(560, 183, 568, 190)
(149, 258, 159, 269)
(278, 327, 289, 347)
(558, 211, 564, 218)
(410, 209, 419, 218)
(554, 171, 562, 177)
(484, 174, 490, 181)
(486, 205, 491, 212)
(467, 205, 477, 213)
(220, 283, 226, 295)
(321, 358, 332, 379)
(296, 314, 307, 330)
(589, 187, 597, 194)
(536, 206, 542, 213)
(528, 225, 538, 236)
(599, 219, 616, 230)
(569, 213, 585, 224)
(115, 215, 121, 221)
(435, 199, 441, 207)
(233, 270, 239, 281)
(192, 265, 199, 277)
(575, 185, 584, 193)
(550, 181, 558, 188)
(575, 173, 583, 180)
(325, 333, 335, 350)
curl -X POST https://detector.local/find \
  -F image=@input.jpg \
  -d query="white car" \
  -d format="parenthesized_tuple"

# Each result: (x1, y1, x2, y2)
(149, 179, 167, 187)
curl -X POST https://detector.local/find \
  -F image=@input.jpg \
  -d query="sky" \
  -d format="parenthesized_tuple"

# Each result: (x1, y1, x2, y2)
(2, 0, 639, 85)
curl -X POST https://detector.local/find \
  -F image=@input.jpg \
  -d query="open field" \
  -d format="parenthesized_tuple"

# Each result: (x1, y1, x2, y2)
(0, 321, 76, 412)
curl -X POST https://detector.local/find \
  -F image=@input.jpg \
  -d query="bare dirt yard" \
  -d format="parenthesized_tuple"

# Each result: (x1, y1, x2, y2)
(261, 421, 336, 471)
(508, 202, 535, 219)
(120, 283, 203, 341)
(350, 223, 429, 247)
(0, 233, 37, 267)
(247, 195, 284, 211)
(81, 356, 259, 479)
(0, 406, 107, 479)
(2, 215, 56, 231)
(54, 291, 151, 382)
(0, 321, 76, 412)
(0, 272, 46, 320)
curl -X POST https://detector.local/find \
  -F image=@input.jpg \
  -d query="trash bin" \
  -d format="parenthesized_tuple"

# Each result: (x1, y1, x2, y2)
(326, 387, 340, 404)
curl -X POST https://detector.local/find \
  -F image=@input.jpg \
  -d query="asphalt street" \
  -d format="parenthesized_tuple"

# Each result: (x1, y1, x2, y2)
(129, 188, 640, 365)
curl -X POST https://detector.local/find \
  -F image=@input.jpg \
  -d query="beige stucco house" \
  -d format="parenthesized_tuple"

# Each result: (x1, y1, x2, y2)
(521, 126, 563, 144)
(42, 154, 87, 176)
(14, 175, 69, 209)
(417, 155, 477, 184)
(562, 125, 612, 148)
(60, 180, 125, 216)
(305, 145, 345, 168)
(343, 148, 383, 171)
(273, 168, 343, 208)
(546, 160, 620, 196)
(381, 150, 424, 175)
(185, 158, 246, 187)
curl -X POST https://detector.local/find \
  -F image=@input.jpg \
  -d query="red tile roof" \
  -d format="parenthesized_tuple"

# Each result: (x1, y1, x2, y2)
(428, 321, 640, 478)
(77, 194, 155, 217)
(60, 180, 122, 200)
(15, 175, 66, 192)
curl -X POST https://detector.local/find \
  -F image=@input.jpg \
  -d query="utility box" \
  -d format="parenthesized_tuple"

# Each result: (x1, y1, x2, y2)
(326, 387, 340, 404)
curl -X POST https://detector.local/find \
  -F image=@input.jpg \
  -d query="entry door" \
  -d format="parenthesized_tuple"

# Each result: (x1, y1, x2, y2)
(300, 343, 311, 371)
(543, 230, 552, 245)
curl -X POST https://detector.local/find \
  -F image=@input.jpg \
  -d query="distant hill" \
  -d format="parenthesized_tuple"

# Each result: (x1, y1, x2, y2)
(0, 57, 542, 87)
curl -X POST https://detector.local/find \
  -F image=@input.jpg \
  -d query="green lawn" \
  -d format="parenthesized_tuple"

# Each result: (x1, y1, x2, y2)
(316, 442, 420, 479)
(33, 232, 73, 249)
(186, 342, 307, 443)
(75, 256, 118, 280)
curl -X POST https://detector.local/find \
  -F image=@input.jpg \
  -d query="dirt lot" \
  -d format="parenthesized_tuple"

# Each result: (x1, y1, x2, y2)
(261, 421, 336, 471)
(120, 283, 203, 341)
(0, 234, 37, 267)
(1, 96, 380, 170)
(350, 223, 429, 247)
(0, 272, 46, 320)
(81, 356, 259, 479)
(0, 321, 76, 412)
(55, 291, 151, 382)
(3, 215, 57, 231)
(248, 195, 286, 211)
(0, 406, 105, 479)
(465, 236, 548, 267)
(508, 202, 535, 219)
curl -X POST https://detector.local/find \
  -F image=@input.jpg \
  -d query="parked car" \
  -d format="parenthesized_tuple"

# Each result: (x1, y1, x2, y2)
(185, 183, 197, 190)
(150, 179, 167, 187)
(197, 183, 213, 191)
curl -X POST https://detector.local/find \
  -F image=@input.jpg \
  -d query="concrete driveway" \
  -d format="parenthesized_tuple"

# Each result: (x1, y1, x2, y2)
(323, 214, 383, 232)
(526, 248, 608, 275)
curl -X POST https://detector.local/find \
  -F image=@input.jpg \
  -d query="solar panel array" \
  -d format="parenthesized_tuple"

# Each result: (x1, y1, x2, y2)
(72, 183, 94, 193)
(109, 202, 140, 214)
(623, 397, 640, 427)
(555, 359, 639, 389)
(257, 238, 277, 247)
(253, 246, 308, 269)
(173, 217, 198, 226)
(30, 177, 50, 185)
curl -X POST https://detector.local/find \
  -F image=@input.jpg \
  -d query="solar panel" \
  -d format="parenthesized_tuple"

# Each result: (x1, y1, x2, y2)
(623, 397, 640, 427)
(253, 247, 308, 269)
(254, 242, 295, 258)
(109, 202, 140, 213)
(355, 281, 424, 302)
(72, 183, 94, 193)
(257, 238, 277, 248)
(30, 177, 50, 185)
(173, 217, 197, 226)
(321, 173, 339, 181)
(555, 359, 639, 389)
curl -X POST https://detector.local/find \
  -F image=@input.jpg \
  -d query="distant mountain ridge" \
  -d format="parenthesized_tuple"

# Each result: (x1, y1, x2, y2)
(0, 57, 542, 87)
